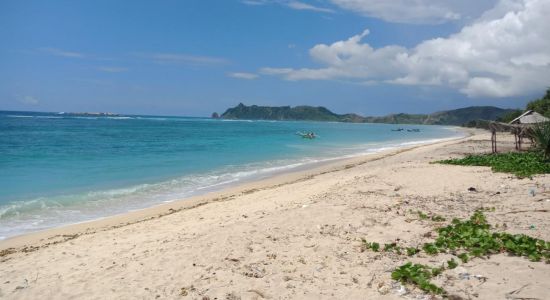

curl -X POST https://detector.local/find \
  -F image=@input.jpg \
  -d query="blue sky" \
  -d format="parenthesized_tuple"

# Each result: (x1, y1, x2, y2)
(1, 0, 548, 116)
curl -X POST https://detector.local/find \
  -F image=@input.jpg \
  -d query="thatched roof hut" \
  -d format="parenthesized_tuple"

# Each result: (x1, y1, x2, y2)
(489, 110, 549, 153)
(509, 110, 549, 124)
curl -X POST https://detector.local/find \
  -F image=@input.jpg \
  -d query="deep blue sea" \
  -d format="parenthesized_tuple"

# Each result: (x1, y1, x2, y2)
(0, 111, 463, 239)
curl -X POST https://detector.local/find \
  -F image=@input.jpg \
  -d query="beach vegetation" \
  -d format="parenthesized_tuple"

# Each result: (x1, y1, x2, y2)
(431, 215, 446, 222)
(457, 253, 469, 263)
(447, 258, 458, 269)
(422, 243, 439, 255)
(411, 210, 445, 221)
(363, 211, 550, 295)
(437, 152, 550, 178)
(361, 239, 380, 252)
(416, 210, 428, 220)
(531, 121, 550, 159)
(429, 211, 549, 261)
(406, 247, 419, 256)
(383, 242, 403, 254)
(391, 262, 445, 295)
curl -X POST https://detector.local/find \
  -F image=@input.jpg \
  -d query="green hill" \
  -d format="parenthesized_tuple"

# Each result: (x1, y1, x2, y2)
(219, 103, 515, 126)
(220, 103, 344, 122)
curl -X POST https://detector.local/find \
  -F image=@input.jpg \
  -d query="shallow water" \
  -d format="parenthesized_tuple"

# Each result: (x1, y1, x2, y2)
(0, 111, 463, 239)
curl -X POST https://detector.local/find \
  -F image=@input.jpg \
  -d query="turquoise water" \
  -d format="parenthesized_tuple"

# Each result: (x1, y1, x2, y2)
(0, 111, 463, 239)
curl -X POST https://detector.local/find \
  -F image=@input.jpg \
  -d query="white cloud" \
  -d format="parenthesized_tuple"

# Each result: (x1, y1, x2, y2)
(243, 0, 499, 23)
(17, 95, 39, 105)
(140, 53, 230, 66)
(286, 1, 335, 13)
(263, 0, 550, 98)
(40, 47, 85, 58)
(97, 66, 128, 73)
(228, 72, 259, 79)
(241, 0, 268, 5)
(260, 67, 295, 75)
(329, 0, 499, 24)
(241, 0, 334, 13)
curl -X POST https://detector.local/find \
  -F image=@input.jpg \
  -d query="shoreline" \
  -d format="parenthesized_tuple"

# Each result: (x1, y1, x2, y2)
(0, 128, 473, 252)
(0, 123, 464, 242)
(1, 128, 548, 299)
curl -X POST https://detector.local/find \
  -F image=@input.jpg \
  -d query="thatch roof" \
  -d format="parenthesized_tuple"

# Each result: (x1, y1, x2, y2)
(489, 121, 514, 132)
(489, 110, 548, 153)
(509, 110, 549, 124)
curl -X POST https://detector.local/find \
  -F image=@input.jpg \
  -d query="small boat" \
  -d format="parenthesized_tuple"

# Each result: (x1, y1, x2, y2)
(296, 132, 317, 139)
(407, 128, 420, 132)
(391, 128, 404, 132)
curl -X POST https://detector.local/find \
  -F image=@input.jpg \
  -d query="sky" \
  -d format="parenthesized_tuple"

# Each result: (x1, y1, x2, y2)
(0, 0, 549, 117)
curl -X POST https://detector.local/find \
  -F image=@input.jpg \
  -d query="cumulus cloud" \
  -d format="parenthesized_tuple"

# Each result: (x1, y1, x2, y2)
(263, 0, 550, 98)
(228, 72, 259, 79)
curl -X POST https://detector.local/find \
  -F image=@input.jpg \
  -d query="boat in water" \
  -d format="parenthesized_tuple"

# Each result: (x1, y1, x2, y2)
(296, 132, 317, 139)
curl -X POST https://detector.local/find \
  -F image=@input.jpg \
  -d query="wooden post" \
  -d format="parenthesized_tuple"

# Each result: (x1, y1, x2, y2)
(519, 135, 522, 151)
(491, 129, 497, 153)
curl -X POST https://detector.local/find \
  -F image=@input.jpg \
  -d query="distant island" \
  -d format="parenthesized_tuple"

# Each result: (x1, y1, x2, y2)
(216, 103, 516, 126)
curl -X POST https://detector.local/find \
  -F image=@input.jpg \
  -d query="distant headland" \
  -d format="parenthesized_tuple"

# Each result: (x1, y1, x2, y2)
(214, 103, 516, 126)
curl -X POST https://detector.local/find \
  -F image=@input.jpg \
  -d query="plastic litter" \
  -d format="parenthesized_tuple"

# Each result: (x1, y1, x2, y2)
(459, 273, 486, 280)
(391, 282, 408, 295)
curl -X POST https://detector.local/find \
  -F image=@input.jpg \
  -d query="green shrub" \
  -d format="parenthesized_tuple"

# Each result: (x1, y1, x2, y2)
(391, 263, 445, 295)
(457, 253, 469, 263)
(366, 212, 550, 295)
(437, 152, 550, 177)
(433, 211, 550, 262)
(406, 247, 419, 256)
(447, 258, 458, 269)
(361, 239, 380, 252)
(531, 121, 550, 159)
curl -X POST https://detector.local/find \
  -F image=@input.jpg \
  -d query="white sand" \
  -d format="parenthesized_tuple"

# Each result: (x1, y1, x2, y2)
(0, 130, 548, 299)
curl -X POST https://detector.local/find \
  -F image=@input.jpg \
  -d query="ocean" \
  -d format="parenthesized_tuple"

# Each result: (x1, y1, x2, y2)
(0, 111, 463, 239)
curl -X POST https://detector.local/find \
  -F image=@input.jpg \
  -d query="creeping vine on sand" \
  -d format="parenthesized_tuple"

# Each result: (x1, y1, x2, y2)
(362, 211, 550, 296)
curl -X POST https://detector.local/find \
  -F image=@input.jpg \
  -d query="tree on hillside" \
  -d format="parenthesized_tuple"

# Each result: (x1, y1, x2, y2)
(496, 109, 523, 123)
(527, 88, 550, 118)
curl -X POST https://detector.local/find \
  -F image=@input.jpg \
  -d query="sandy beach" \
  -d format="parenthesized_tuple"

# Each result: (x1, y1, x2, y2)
(1, 130, 549, 300)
